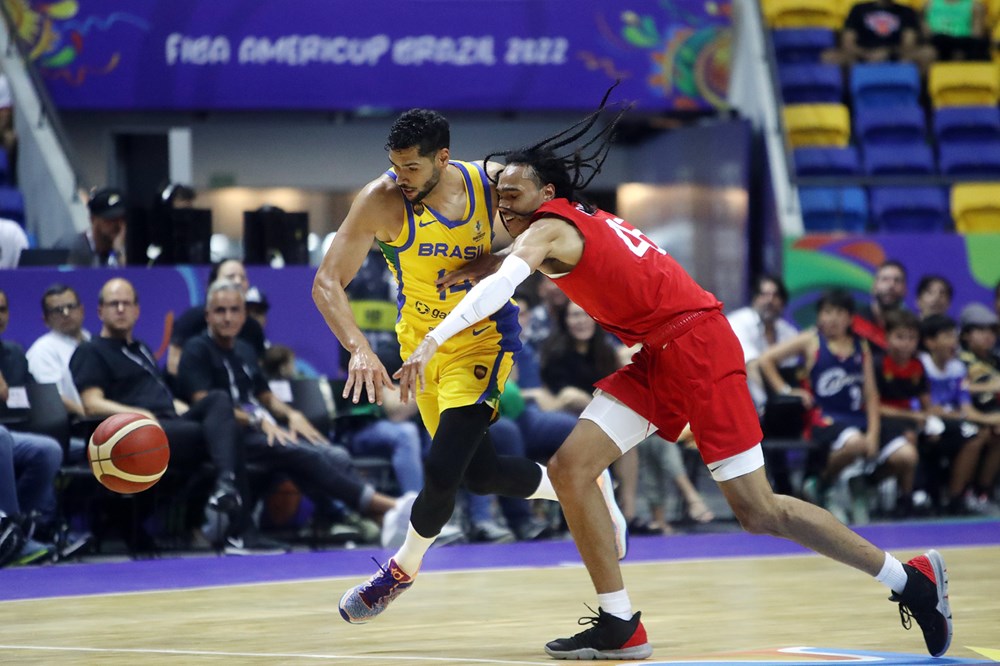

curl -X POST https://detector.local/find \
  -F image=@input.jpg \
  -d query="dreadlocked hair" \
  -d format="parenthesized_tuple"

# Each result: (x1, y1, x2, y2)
(486, 82, 631, 208)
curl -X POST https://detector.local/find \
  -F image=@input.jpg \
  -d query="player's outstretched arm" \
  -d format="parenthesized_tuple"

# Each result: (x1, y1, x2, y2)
(312, 183, 396, 405)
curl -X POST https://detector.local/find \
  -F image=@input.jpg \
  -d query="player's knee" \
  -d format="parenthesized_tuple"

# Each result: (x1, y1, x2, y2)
(422, 457, 463, 498)
(731, 498, 785, 536)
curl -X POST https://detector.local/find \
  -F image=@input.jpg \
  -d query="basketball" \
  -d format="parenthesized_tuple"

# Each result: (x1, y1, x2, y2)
(87, 413, 170, 493)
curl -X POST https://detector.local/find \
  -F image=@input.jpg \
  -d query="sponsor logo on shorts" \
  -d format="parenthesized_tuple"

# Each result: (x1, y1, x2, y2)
(472, 326, 490, 336)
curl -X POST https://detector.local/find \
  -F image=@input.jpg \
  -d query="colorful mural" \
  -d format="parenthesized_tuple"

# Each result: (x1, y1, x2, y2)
(783, 233, 1000, 328)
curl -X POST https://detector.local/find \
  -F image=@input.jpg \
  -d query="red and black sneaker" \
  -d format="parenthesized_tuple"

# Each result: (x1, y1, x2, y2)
(545, 607, 652, 660)
(889, 549, 953, 657)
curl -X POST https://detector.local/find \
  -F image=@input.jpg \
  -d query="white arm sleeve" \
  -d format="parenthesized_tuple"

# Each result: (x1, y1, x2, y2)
(426, 255, 533, 346)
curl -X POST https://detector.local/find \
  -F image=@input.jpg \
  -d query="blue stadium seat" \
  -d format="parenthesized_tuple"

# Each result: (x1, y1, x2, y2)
(862, 143, 936, 176)
(938, 141, 1000, 177)
(849, 63, 921, 107)
(771, 28, 836, 64)
(794, 146, 861, 175)
(870, 187, 950, 232)
(0, 186, 24, 225)
(778, 63, 844, 103)
(799, 186, 868, 232)
(933, 106, 1000, 144)
(854, 105, 927, 145)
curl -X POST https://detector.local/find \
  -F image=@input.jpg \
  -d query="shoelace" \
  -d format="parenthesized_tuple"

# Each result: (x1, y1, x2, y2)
(360, 558, 403, 601)
(571, 604, 604, 636)
(897, 602, 914, 631)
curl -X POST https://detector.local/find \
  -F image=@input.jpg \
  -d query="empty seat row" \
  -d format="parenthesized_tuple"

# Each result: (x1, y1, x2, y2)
(778, 61, 1000, 108)
(795, 142, 1000, 177)
(799, 182, 1000, 233)
(786, 103, 1000, 147)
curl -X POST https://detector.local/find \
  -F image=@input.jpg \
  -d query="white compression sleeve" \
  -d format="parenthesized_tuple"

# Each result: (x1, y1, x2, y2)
(426, 255, 533, 346)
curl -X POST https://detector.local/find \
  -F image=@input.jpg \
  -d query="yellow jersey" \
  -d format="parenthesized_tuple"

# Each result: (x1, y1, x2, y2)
(378, 160, 521, 358)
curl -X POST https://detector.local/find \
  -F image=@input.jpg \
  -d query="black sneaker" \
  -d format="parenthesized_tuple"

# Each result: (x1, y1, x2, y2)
(208, 475, 243, 516)
(545, 607, 652, 660)
(889, 549, 952, 657)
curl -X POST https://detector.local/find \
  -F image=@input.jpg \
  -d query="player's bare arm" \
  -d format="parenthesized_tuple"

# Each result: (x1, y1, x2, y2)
(313, 179, 401, 405)
(758, 329, 818, 409)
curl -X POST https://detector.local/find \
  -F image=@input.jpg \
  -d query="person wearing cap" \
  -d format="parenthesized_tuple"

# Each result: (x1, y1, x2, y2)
(244, 286, 270, 333)
(65, 187, 128, 267)
(957, 302, 1000, 512)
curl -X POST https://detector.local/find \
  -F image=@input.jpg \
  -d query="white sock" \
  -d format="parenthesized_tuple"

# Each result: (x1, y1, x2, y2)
(597, 590, 633, 620)
(526, 463, 558, 501)
(875, 552, 909, 594)
(392, 524, 434, 576)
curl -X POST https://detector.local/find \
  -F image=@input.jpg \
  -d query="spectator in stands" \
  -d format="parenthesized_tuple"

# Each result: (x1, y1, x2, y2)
(156, 182, 195, 209)
(871, 310, 926, 516)
(244, 286, 270, 333)
(0, 427, 60, 566)
(919, 313, 997, 513)
(262, 344, 297, 382)
(176, 279, 417, 549)
(540, 301, 619, 415)
(759, 289, 916, 525)
(0, 218, 27, 268)
(524, 274, 570, 346)
(69, 277, 258, 553)
(854, 259, 909, 350)
(637, 434, 715, 533)
(0, 71, 17, 185)
(26, 284, 89, 418)
(824, 0, 936, 72)
(957, 303, 1000, 508)
(64, 188, 128, 267)
(343, 247, 402, 375)
(167, 259, 266, 377)
(727, 274, 801, 495)
(923, 0, 991, 61)
(916, 274, 954, 321)
(0, 289, 75, 562)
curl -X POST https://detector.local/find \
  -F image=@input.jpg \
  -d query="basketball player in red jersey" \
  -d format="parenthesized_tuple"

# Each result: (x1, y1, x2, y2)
(397, 89, 953, 661)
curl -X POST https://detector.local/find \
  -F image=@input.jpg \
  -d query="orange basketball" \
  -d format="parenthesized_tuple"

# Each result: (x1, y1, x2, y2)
(87, 413, 170, 493)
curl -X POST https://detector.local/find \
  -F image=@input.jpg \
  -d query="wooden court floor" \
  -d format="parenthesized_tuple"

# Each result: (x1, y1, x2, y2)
(2, 546, 998, 665)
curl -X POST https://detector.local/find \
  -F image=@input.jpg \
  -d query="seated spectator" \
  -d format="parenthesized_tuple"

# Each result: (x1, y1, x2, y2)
(0, 218, 27, 268)
(923, 0, 991, 61)
(871, 310, 927, 516)
(759, 289, 917, 525)
(957, 303, 1000, 508)
(727, 274, 801, 495)
(166, 259, 266, 377)
(343, 246, 402, 375)
(69, 277, 256, 552)
(0, 290, 85, 563)
(824, 0, 935, 72)
(637, 433, 715, 533)
(63, 188, 128, 267)
(920, 313, 998, 513)
(853, 260, 909, 351)
(26, 284, 90, 419)
(244, 286, 270, 334)
(176, 279, 417, 549)
(916, 274, 954, 321)
(523, 274, 569, 346)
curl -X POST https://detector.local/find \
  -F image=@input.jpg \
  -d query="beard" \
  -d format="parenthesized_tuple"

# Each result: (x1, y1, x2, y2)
(409, 167, 441, 204)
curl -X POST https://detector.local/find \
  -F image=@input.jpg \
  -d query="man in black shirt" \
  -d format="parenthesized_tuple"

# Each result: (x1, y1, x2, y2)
(825, 0, 935, 71)
(166, 260, 266, 378)
(176, 280, 413, 546)
(69, 277, 267, 553)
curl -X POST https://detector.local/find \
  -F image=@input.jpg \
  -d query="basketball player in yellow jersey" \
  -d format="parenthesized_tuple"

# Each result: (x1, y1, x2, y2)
(314, 109, 628, 624)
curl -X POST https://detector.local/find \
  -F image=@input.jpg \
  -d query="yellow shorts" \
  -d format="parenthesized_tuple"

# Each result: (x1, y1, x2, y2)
(414, 347, 514, 437)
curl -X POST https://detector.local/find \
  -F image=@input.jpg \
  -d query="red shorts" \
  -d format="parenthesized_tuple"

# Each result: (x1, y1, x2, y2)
(595, 310, 762, 465)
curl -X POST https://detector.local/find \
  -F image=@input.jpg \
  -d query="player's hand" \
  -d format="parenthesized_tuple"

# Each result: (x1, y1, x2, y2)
(287, 410, 326, 445)
(394, 336, 439, 404)
(344, 345, 393, 405)
(436, 252, 502, 290)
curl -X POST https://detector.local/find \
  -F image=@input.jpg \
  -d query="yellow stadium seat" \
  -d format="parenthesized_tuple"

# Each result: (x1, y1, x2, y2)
(929, 62, 1000, 107)
(952, 182, 1000, 232)
(762, 0, 845, 29)
(784, 103, 852, 147)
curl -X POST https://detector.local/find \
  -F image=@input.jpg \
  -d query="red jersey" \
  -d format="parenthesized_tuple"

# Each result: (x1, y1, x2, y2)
(535, 199, 721, 346)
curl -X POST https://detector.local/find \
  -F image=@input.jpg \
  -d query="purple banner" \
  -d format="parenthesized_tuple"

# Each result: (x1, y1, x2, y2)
(9, 0, 732, 111)
(0, 266, 341, 378)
